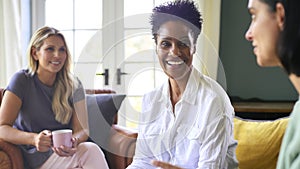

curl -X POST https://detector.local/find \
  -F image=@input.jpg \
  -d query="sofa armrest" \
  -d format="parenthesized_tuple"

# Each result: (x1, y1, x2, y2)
(0, 139, 24, 169)
(0, 88, 4, 106)
(85, 89, 116, 94)
(106, 125, 137, 169)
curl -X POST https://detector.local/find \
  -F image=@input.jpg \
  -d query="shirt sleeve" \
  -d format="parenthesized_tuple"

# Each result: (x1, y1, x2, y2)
(197, 114, 232, 169)
(126, 134, 157, 169)
(196, 94, 236, 169)
(276, 100, 300, 169)
(6, 70, 29, 101)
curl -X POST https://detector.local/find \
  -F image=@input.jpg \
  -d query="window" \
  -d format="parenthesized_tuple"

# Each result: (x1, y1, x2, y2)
(45, 0, 102, 61)
(34, 0, 171, 128)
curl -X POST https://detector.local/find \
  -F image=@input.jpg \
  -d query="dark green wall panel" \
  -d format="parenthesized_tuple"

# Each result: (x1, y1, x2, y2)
(218, 0, 297, 101)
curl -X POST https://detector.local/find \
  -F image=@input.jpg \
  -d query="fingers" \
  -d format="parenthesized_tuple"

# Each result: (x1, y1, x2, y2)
(151, 160, 182, 169)
(52, 145, 76, 157)
(35, 130, 52, 152)
(52, 146, 69, 157)
(51, 136, 78, 157)
(71, 137, 79, 148)
(42, 130, 52, 136)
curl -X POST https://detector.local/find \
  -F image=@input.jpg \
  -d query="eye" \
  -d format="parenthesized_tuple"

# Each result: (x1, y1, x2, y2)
(59, 47, 66, 52)
(160, 41, 171, 48)
(178, 41, 189, 48)
(46, 47, 54, 51)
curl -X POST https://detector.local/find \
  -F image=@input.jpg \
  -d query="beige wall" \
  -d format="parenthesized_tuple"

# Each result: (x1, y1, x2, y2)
(194, 0, 221, 80)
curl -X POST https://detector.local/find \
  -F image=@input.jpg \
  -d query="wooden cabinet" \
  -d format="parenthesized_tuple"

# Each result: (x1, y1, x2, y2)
(232, 101, 294, 120)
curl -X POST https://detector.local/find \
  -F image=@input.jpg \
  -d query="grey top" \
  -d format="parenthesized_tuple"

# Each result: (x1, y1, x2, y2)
(6, 69, 85, 169)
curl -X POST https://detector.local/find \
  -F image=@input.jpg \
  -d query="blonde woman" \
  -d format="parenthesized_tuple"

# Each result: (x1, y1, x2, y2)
(0, 26, 109, 169)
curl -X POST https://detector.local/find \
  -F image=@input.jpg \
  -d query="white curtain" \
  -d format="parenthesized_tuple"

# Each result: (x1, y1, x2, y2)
(194, 0, 221, 80)
(0, 0, 22, 88)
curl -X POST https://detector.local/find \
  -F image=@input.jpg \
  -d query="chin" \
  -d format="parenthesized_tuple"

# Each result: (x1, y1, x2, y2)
(257, 60, 270, 67)
(257, 59, 280, 67)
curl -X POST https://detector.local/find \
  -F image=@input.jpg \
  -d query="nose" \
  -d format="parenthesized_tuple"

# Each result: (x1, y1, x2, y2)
(245, 27, 253, 41)
(53, 50, 61, 58)
(54, 52, 58, 57)
(169, 44, 181, 57)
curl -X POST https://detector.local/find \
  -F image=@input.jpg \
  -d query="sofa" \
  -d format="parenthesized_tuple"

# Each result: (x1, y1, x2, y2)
(0, 88, 136, 169)
(0, 87, 291, 169)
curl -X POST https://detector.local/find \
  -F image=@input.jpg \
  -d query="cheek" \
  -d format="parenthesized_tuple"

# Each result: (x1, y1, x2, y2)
(262, 26, 280, 54)
(183, 49, 193, 59)
(156, 47, 168, 58)
(63, 55, 68, 61)
(37, 52, 50, 61)
(186, 55, 193, 66)
(62, 58, 67, 65)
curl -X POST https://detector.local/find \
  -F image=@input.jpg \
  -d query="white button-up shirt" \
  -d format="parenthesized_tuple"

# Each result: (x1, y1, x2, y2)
(127, 67, 238, 169)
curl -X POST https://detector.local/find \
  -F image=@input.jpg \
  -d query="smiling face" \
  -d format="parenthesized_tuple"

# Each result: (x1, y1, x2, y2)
(245, 0, 282, 67)
(32, 35, 67, 76)
(156, 21, 195, 80)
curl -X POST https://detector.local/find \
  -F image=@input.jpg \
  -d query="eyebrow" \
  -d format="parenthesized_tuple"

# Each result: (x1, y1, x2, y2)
(159, 35, 190, 41)
(160, 36, 173, 40)
(44, 44, 65, 49)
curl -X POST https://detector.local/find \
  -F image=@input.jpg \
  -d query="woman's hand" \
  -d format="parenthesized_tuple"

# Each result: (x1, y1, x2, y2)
(34, 130, 52, 152)
(151, 160, 183, 169)
(52, 137, 78, 157)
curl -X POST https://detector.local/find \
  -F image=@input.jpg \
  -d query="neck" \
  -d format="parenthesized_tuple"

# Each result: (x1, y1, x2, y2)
(37, 70, 57, 87)
(169, 69, 191, 105)
(289, 73, 300, 96)
(169, 79, 185, 98)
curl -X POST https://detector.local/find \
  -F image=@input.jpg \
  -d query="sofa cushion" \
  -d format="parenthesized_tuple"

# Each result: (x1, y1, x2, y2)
(86, 94, 126, 148)
(0, 139, 24, 169)
(0, 151, 11, 169)
(234, 117, 289, 169)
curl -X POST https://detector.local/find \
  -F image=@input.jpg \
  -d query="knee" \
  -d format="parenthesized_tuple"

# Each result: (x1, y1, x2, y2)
(77, 142, 105, 157)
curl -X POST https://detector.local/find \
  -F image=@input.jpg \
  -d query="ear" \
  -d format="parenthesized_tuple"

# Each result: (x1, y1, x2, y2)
(276, 3, 285, 31)
(190, 44, 196, 55)
(31, 47, 38, 60)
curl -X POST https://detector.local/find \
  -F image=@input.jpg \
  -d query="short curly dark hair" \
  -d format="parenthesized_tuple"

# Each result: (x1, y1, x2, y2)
(150, 0, 203, 43)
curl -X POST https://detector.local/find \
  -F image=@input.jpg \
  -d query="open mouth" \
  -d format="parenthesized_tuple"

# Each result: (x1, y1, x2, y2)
(50, 61, 61, 65)
(166, 60, 185, 65)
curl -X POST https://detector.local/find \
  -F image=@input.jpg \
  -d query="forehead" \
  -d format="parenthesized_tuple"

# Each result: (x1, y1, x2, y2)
(247, 0, 257, 8)
(43, 35, 65, 45)
(247, 0, 252, 7)
(247, 0, 266, 10)
(157, 21, 191, 40)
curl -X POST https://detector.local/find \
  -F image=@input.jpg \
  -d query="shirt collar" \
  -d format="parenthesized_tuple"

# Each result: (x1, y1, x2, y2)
(181, 67, 200, 105)
(158, 67, 201, 105)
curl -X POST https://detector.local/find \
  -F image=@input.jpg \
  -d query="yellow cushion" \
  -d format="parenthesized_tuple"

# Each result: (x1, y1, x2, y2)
(234, 117, 289, 169)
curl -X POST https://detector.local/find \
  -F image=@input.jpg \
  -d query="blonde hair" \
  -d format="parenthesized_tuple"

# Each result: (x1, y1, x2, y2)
(27, 26, 78, 124)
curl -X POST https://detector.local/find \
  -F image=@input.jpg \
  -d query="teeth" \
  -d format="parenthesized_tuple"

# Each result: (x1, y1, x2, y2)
(167, 61, 184, 65)
(50, 61, 60, 65)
